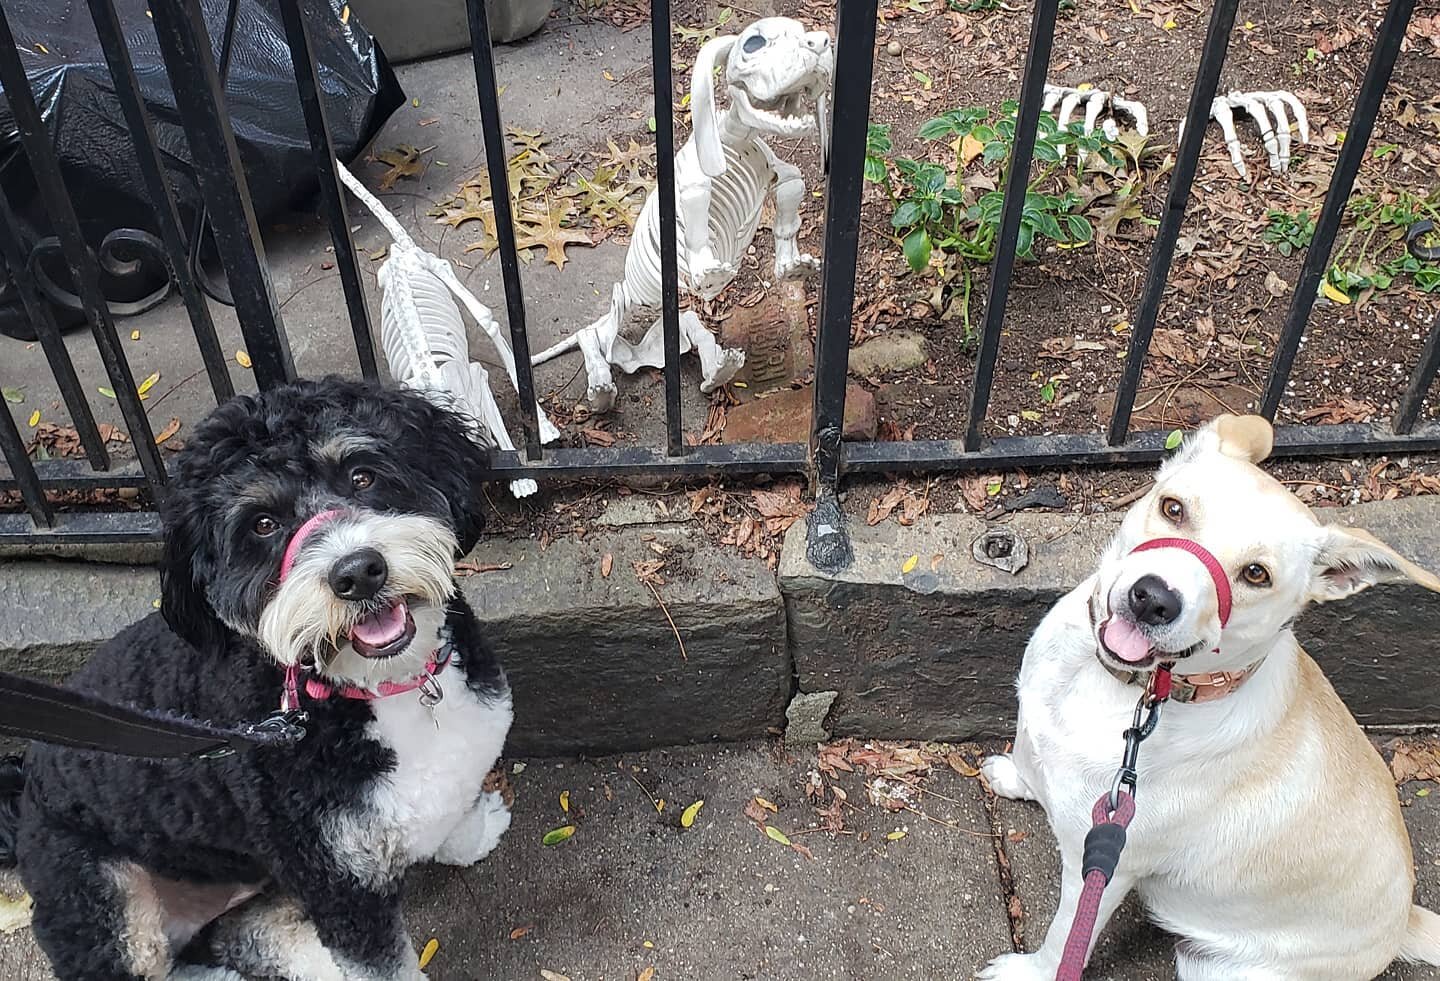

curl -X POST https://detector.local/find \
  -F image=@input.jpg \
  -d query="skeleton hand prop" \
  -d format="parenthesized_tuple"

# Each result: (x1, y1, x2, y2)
(531, 17, 833, 411)
(1180, 90, 1311, 179)
(1042, 84, 1149, 167)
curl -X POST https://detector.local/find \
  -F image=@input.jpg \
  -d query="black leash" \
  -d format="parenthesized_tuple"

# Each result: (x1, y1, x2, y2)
(0, 671, 307, 760)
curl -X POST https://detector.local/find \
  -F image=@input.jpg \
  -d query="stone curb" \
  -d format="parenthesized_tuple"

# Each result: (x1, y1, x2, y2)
(4, 497, 1440, 754)
(780, 495, 1440, 739)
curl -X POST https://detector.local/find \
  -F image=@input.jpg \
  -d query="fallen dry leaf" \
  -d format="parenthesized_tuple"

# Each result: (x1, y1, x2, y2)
(373, 144, 430, 190)
(154, 417, 182, 445)
(601, 553, 614, 578)
(1390, 737, 1440, 785)
(509, 925, 534, 941)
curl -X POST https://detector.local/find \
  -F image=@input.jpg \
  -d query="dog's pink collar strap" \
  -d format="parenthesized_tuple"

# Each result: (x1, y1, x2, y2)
(278, 508, 345, 583)
(303, 645, 452, 702)
(1129, 537, 1232, 628)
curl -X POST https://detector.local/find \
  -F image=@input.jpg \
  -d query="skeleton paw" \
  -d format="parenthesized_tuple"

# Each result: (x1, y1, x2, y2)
(587, 380, 618, 414)
(980, 754, 1036, 802)
(1189, 89, 1310, 179)
(776, 252, 821, 280)
(977, 952, 1054, 981)
(698, 347, 746, 394)
(691, 260, 738, 301)
(434, 790, 512, 866)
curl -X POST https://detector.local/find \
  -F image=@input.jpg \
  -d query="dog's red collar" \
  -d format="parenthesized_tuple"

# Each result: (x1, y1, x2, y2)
(1129, 537, 1232, 628)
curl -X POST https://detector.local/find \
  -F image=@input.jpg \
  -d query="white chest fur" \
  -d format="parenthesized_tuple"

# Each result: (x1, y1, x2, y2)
(325, 660, 512, 887)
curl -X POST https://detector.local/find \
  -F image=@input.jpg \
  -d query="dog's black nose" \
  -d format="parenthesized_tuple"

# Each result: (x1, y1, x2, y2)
(1129, 575, 1182, 626)
(329, 548, 388, 601)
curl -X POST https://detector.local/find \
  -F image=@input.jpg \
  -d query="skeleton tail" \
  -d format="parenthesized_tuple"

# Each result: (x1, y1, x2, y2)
(530, 281, 636, 367)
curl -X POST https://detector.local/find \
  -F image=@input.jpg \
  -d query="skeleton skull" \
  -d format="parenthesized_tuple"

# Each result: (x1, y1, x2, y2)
(694, 18, 834, 174)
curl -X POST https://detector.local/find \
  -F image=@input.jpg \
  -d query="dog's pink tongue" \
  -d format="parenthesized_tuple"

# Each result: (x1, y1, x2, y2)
(350, 600, 408, 647)
(1100, 617, 1151, 663)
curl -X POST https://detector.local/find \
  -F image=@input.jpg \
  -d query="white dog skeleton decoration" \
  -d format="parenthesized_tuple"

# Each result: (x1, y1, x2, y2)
(530, 17, 834, 411)
(336, 159, 559, 500)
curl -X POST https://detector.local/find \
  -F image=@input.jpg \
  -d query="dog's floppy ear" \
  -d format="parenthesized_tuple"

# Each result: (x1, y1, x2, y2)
(159, 493, 226, 652)
(1210, 413, 1274, 464)
(691, 35, 737, 178)
(424, 402, 493, 556)
(1309, 525, 1440, 604)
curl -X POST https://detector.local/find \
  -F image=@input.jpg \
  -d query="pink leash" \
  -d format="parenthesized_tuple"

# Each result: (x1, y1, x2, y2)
(1055, 535, 1232, 980)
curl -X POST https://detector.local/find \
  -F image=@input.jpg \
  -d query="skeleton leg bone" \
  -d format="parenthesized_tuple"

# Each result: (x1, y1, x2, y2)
(766, 149, 819, 280)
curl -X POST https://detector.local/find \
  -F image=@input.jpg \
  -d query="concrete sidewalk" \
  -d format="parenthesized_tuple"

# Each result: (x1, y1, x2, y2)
(2, 740, 1438, 980)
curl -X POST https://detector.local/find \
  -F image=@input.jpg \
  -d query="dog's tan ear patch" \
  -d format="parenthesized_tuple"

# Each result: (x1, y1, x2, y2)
(1310, 525, 1440, 604)
(1212, 414, 1274, 464)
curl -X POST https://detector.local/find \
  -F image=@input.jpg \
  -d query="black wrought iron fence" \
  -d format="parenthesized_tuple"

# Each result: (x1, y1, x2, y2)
(0, 0, 1434, 550)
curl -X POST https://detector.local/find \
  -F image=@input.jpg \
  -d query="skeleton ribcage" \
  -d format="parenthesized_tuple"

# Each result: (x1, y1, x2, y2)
(620, 136, 773, 311)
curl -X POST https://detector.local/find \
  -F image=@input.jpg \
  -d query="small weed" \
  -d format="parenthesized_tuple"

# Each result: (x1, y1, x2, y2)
(1263, 209, 1316, 257)
(1324, 190, 1440, 300)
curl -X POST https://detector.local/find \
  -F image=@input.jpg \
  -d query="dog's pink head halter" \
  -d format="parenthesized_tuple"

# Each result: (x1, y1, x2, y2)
(274, 508, 344, 710)
(1129, 537, 1232, 629)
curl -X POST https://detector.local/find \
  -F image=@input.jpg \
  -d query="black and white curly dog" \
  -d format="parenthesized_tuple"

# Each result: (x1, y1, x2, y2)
(0, 377, 512, 980)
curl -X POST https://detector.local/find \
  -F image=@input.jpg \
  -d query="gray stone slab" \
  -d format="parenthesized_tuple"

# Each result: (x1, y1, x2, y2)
(405, 741, 1012, 979)
(0, 563, 158, 683)
(781, 498, 1440, 741)
(780, 509, 1121, 742)
(462, 525, 790, 756)
(996, 774, 1440, 980)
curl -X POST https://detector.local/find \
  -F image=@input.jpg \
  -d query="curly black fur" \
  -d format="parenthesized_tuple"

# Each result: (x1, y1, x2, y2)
(5, 377, 510, 980)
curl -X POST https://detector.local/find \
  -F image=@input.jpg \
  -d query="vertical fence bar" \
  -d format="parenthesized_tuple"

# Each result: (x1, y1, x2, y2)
(651, 0, 685, 457)
(0, 5, 167, 491)
(961, 0, 1059, 452)
(1396, 321, 1440, 434)
(276, 0, 379, 381)
(464, 0, 542, 460)
(1259, 0, 1416, 421)
(1107, 0, 1239, 445)
(0, 189, 110, 469)
(86, 0, 234, 404)
(811, 0, 878, 487)
(147, 0, 295, 389)
(0, 403, 54, 528)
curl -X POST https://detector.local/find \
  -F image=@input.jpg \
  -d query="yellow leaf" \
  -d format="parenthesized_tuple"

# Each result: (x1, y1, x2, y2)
(341, 5, 350, 25)
(137, 371, 160, 398)
(1163, 18, 1177, 29)
(1076, 82, 1093, 92)
(26, 409, 39, 427)
(755, 796, 778, 813)
(603, 70, 615, 81)
(418, 938, 439, 970)
(957, 132, 985, 168)
(1244, 20, 1255, 29)
(886, 830, 907, 840)
(542, 825, 576, 846)
(235, 350, 252, 369)
(0, 891, 33, 934)
(1112, 319, 1131, 333)
(764, 825, 792, 846)
(639, 968, 655, 981)
(130, 330, 141, 340)
(901, 554, 919, 575)
(1021, 410, 1042, 422)
(1321, 280, 1352, 305)
(98, 387, 116, 399)
(681, 799, 705, 828)
(643, 940, 655, 949)
(560, 790, 570, 814)
(655, 798, 666, 813)
(151, 598, 161, 609)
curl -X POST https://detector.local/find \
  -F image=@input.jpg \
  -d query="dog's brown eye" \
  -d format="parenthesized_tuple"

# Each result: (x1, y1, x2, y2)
(351, 468, 374, 491)
(1161, 497, 1185, 523)
(253, 515, 280, 537)
(1242, 563, 1271, 587)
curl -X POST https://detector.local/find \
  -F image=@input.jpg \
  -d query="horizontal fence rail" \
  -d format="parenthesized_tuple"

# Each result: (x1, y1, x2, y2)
(0, 0, 1434, 547)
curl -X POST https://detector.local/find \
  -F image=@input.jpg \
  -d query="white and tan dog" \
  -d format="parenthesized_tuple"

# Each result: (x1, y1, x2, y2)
(980, 414, 1440, 980)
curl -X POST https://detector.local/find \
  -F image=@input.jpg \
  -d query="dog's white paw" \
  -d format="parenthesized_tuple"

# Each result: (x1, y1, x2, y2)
(434, 790, 512, 866)
(981, 754, 1036, 801)
(976, 951, 1053, 981)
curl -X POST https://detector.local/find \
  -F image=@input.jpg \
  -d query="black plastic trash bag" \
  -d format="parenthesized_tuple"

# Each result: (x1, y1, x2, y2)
(0, 0, 404, 340)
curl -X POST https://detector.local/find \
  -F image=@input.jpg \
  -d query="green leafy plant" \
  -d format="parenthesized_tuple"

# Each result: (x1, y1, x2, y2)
(865, 102, 1108, 338)
(1263, 209, 1316, 257)
(1324, 190, 1440, 301)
